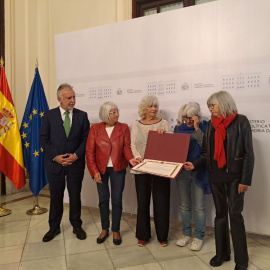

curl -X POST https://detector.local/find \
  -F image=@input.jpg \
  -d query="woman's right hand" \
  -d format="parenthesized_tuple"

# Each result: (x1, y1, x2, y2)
(136, 157, 143, 163)
(94, 172, 102, 184)
(183, 162, 195, 171)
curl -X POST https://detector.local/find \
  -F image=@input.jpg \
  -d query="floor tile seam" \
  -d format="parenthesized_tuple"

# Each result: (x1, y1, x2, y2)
(63, 228, 69, 270)
(192, 254, 213, 269)
(105, 243, 140, 250)
(247, 261, 263, 270)
(65, 245, 107, 256)
(0, 218, 31, 225)
(156, 261, 166, 270)
(153, 253, 196, 262)
(20, 253, 66, 264)
(0, 228, 29, 235)
(2, 194, 49, 206)
(248, 242, 269, 249)
(18, 214, 33, 264)
(101, 242, 117, 270)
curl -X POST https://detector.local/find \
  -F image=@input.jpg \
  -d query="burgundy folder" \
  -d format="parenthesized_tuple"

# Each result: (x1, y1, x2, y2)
(132, 131, 190, 179)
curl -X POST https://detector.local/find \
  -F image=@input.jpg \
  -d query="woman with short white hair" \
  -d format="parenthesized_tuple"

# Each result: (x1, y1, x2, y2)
(174, 102, 209, 252)
(131, 95, 170, 247)
(86, 101, 138, 246)
(185, 91, 254, 270)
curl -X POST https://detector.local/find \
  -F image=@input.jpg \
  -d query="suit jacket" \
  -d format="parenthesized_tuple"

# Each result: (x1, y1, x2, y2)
(86, 122, 134, 177)
(40, 107, 90, 174)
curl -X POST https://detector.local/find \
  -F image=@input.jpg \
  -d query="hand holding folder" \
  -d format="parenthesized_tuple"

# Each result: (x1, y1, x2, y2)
(132, 131, 190, 179)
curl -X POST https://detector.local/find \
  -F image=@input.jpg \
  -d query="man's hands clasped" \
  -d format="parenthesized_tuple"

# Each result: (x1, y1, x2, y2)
(55, 153, 78, 166)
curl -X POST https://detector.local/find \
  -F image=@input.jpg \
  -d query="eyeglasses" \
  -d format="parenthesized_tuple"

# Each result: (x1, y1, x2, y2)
(208, 104, 216, 109)
(183, 116, 193, 121)
(109, 110, 119, 115)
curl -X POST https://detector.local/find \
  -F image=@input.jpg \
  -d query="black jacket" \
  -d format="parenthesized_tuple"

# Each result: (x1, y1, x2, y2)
(39, 107, 90, 174)
(193, 114, 254, 186)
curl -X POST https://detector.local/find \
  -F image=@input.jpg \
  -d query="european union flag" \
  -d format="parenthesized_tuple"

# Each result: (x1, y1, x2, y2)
(20, 68, 49, 197)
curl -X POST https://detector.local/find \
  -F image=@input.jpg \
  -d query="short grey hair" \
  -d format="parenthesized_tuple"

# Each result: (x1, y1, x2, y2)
(138, 95, 159, 119)
(207, 91, 237, 117)
(99, 101, 118, 123)
(177, 102, 202, 126)
(57, 83, 74, 97)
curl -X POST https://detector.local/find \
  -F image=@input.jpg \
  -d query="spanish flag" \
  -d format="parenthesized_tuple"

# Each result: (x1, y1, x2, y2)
(0, 65, 26, 190)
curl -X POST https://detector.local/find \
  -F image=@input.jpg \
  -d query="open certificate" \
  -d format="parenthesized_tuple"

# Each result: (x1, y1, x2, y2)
(132, 159, 184, 179)
(131, 131, 190, 179)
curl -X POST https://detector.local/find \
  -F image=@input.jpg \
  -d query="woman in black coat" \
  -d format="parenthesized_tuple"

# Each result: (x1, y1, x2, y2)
(184, 91, 254, 270)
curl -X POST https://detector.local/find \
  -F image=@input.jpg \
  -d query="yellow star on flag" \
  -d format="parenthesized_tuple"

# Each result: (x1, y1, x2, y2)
(32, 109, 38, 115)
(29, 114, 32, 120)
(24, 142, 30, 148)
(33, 150, 39, 157)
(39, 112, 44, 117)
(40, 147, 43, 152)
(21, 132, 27, 138)
(23, 122, 29, 128)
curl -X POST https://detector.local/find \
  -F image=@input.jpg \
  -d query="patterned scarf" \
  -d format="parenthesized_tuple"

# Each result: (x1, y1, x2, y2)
(211, 111, 238, 168)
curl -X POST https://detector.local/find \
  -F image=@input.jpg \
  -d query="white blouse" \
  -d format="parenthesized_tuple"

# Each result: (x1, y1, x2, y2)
(130, 119, 169, 160)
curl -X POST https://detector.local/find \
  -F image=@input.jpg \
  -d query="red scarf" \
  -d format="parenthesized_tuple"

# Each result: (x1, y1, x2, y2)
(211, 111, 238, 168)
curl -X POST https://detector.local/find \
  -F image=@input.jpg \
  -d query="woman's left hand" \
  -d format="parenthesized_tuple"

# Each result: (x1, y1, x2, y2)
(238, 184, 248, 194)
(157, 129, 165, 134)
(129, 158, 140, 167)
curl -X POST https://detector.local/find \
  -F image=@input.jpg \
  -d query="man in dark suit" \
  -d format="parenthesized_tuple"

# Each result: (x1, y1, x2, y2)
(40, 83, 90, 242)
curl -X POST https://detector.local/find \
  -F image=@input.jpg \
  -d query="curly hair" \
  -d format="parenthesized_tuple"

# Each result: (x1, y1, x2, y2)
(138, 95, 159, 119)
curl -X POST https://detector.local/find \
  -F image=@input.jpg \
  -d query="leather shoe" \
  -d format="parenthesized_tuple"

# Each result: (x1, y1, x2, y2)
(235, 264, 248, 270)
(43, 229, 60, 242)
(97, 229, 109, 244)
(113, 232, 122, 245)
(210, 254, 231, 267)
(73, 226, 87, 240)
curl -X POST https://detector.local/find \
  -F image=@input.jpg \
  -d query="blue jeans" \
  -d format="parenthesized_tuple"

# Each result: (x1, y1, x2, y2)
(97, 167, 126, 232)
(176, 169, 206, 240)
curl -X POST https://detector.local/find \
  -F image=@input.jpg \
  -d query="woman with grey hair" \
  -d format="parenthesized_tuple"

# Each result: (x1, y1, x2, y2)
(86, 101, 138, 245)
(131, 95, 170, 247)
(174, 102, 209, 251)
(185, 91, 254, 270)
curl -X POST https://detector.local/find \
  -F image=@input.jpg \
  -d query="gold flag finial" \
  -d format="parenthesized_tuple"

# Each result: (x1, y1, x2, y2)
(35, 59, 38, 68)
(0, 56, 4, 67)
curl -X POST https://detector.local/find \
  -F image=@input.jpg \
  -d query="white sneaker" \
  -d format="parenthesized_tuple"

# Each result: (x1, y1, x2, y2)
(190, 238, 203, 251)
(176, 235, 191, 247)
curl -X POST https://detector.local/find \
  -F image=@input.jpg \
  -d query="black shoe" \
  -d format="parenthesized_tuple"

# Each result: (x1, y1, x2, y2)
(210, 255, 231, 267)
(235, 264, 248, 270)
(73, 226, 87, 240)
(97, 229, 109, 244)
(113, 232, 122, 245)
(42, 229, 61, 242)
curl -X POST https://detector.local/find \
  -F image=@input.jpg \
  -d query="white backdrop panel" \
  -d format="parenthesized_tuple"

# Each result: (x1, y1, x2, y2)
(55, 0, 270, 235)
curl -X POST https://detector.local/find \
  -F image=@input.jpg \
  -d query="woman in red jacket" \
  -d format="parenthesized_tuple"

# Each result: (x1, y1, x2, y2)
(86, 101, 138, 245)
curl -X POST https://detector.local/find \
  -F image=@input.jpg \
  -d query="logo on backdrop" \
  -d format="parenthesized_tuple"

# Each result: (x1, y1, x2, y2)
(181, 82, 190, 91)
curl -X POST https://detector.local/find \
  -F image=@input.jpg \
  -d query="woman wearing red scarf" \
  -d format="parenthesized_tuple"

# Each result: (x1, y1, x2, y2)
(184, 91, 254, 270)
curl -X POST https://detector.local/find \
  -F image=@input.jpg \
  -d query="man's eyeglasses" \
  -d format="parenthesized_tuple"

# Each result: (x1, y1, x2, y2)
(208, 104, 216, 109)
(109, 110, 119, 115)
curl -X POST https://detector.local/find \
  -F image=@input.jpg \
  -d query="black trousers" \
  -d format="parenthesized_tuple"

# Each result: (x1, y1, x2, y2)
(135, 174, 170, 242)
(210, 179, 248, 265)
(47, 167, 84, 231)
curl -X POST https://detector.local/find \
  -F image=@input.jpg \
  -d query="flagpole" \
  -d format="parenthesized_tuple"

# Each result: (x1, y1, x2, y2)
(0, 172, 12, 217)
(26, 194, 47, 215)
